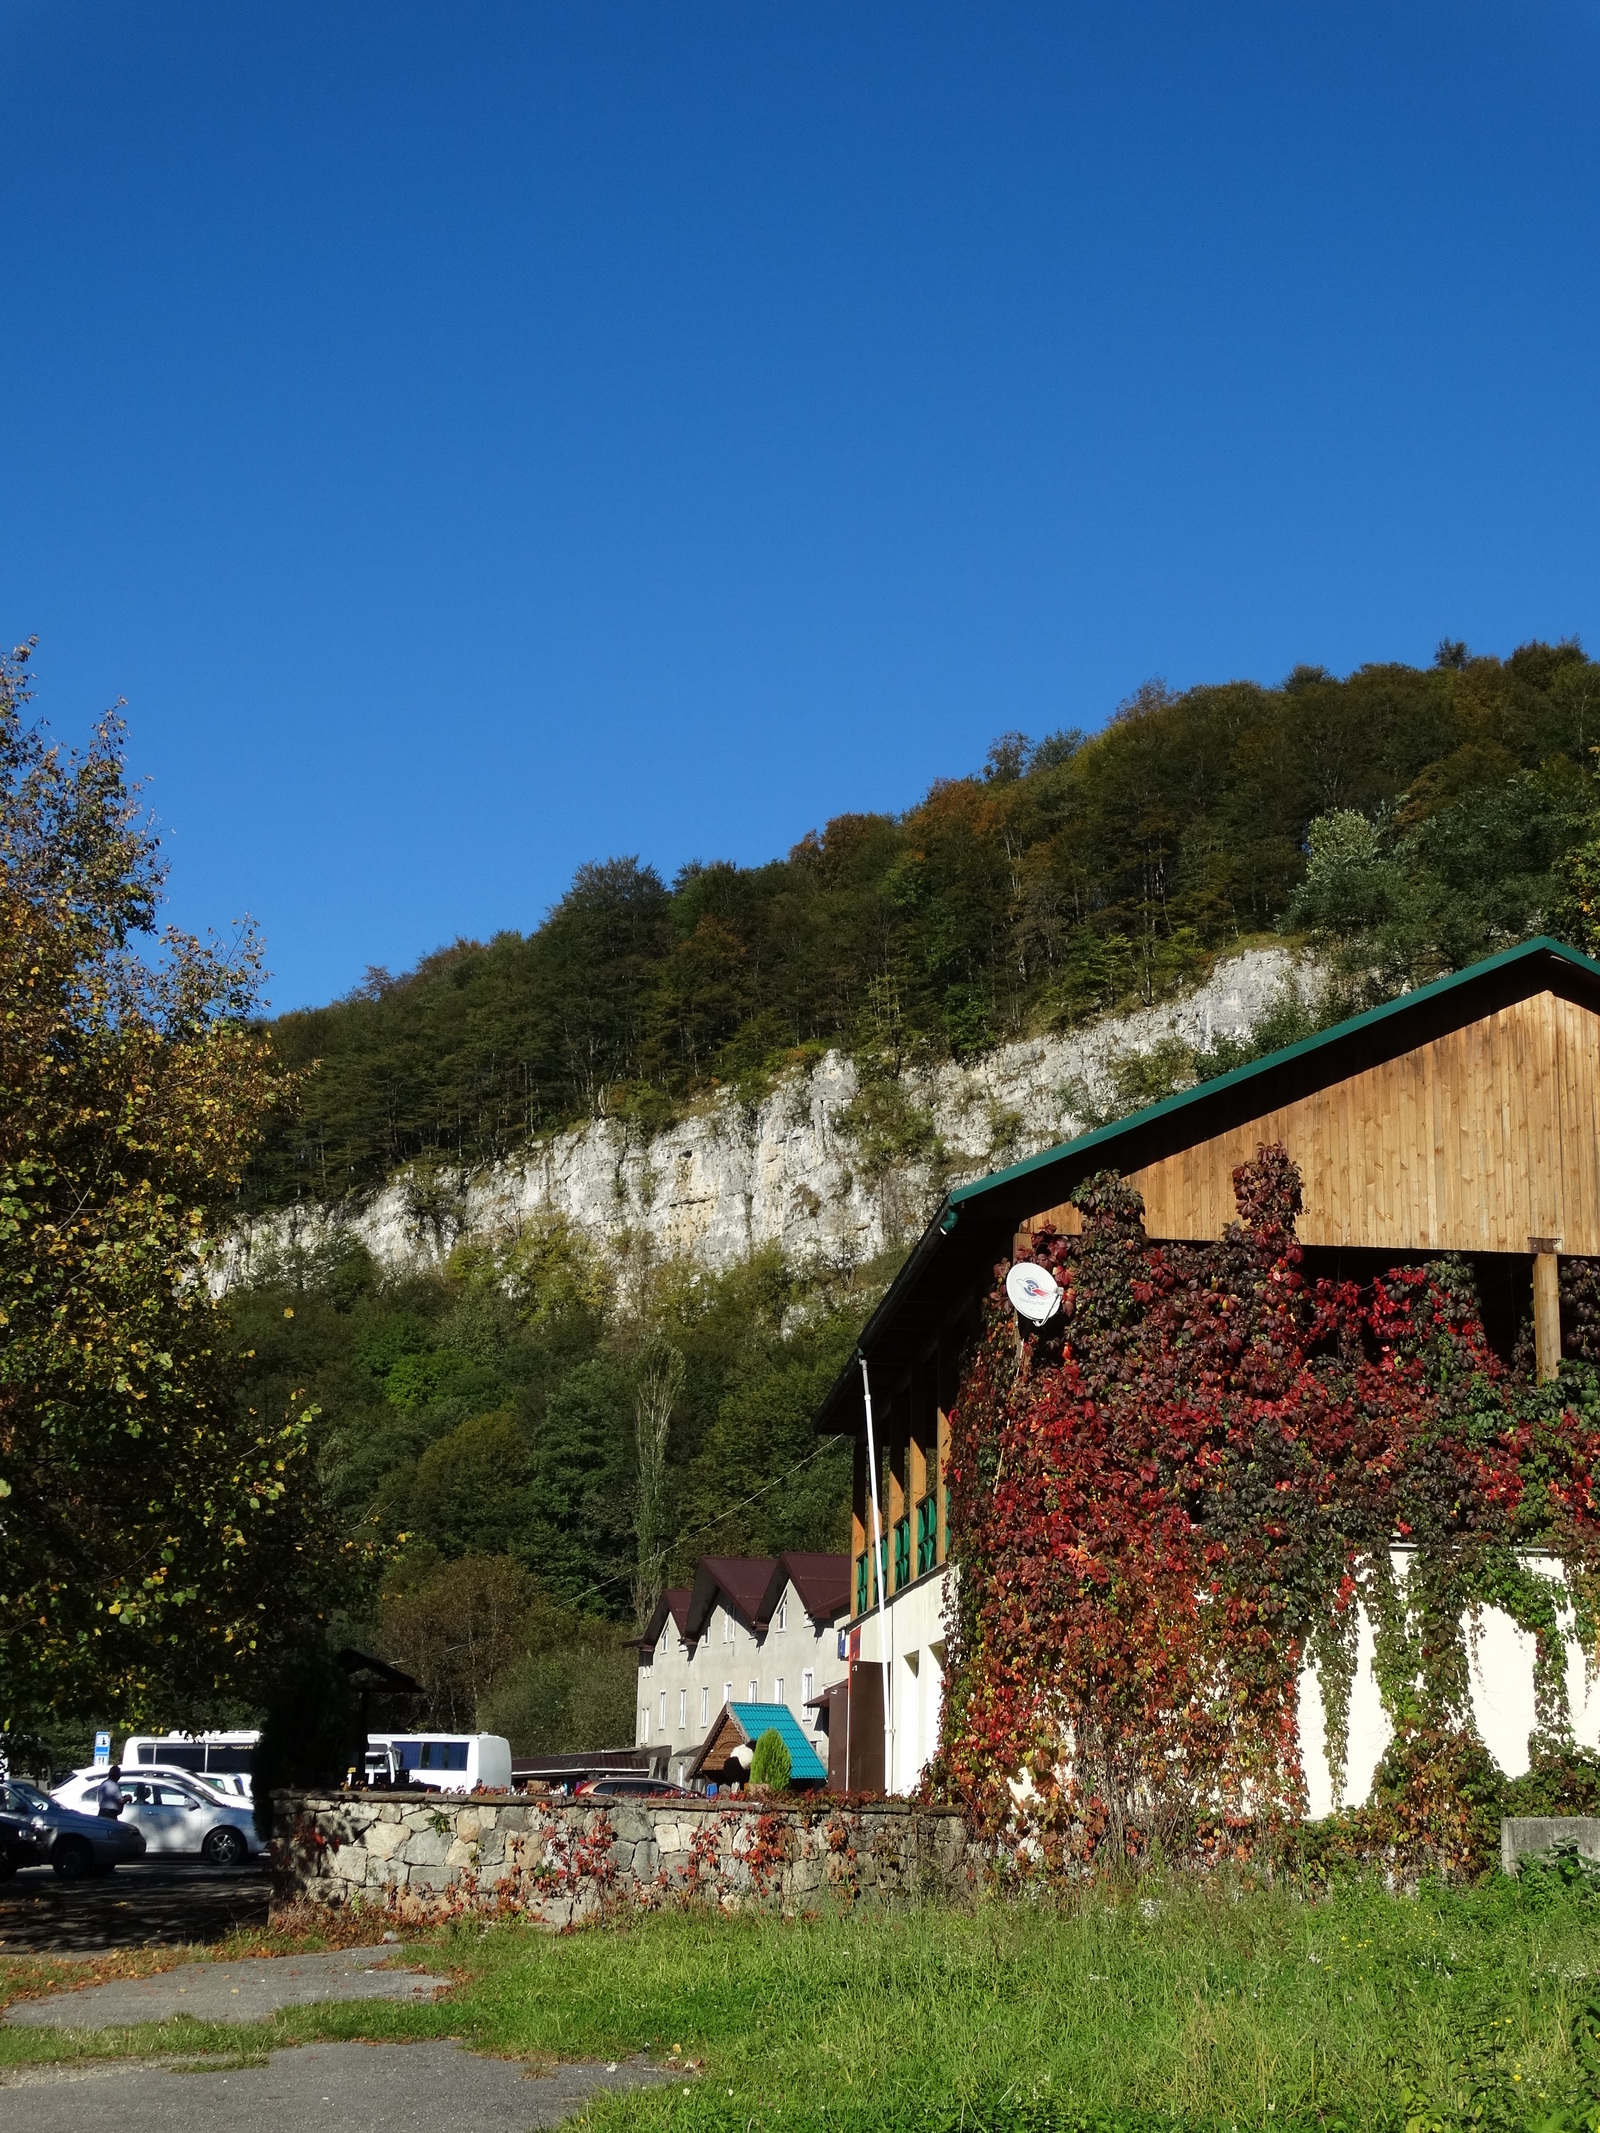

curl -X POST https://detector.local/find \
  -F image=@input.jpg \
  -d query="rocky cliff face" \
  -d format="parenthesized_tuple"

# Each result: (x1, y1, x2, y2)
(220, 948, 1301, 1289)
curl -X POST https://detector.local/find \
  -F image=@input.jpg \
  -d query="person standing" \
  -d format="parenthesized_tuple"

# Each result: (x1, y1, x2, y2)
(96, 1763, 126, 1818)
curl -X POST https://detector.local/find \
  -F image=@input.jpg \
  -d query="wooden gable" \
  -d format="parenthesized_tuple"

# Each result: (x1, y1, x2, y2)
(1020, 984, 1600, 1255)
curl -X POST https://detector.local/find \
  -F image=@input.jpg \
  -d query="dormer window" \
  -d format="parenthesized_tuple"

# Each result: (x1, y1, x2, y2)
(776, 1597, 788, 1632)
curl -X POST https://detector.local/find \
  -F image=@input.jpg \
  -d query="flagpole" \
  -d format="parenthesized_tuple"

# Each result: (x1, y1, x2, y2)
(859, 1354, 893, 1791)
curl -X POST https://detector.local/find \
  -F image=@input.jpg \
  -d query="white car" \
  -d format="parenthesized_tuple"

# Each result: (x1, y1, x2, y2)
(52, 1768, 263, 1867)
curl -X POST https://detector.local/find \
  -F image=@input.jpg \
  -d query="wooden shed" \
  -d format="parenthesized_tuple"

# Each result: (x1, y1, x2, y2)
(814, 937, 1600, 1785)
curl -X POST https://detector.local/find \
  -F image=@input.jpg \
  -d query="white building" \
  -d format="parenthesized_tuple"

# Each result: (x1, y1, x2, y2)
(635, 1553, 851, 1788)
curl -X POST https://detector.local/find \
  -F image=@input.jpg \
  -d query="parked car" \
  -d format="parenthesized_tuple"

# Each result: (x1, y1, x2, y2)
(574, 1776, 691, 1799)
(0, 1780, 147, 1879)
(51, 1770, 262, 1867)
(119, 1731, 258, 1798)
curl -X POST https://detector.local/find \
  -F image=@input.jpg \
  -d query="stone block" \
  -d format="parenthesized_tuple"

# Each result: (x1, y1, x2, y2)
(456, 1811, 481, 1841)
(401, 1827, 451, 1868)
(1502, 1817, 1600, 1873)
(445, 1838, 478, 1869)
(331, 1845, 368, 1884)
(365, 1819, 407, 1860)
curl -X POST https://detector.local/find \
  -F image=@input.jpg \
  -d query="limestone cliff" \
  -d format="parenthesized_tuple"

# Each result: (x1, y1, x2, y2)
(219, 947, 1302, 1288)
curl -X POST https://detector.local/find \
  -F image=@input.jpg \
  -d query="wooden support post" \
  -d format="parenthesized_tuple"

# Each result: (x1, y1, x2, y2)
(1531, 1236, 1562, 1384)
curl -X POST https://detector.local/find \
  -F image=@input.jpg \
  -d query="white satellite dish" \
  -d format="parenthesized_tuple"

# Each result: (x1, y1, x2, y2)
(1006, 1261, 1062, 1326)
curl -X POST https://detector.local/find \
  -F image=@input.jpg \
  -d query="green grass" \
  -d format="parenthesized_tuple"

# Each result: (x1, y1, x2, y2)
(4, 1873, 1600, 2130)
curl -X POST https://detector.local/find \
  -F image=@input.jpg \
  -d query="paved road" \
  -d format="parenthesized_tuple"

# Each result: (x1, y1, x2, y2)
(0, 2040, 684, 2131)
(0, 1860, 270, 1955)
(7, 1946, 450, 2027)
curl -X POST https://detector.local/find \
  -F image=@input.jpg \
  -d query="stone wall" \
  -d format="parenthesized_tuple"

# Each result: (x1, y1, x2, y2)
(272, 1790, 984, 1926)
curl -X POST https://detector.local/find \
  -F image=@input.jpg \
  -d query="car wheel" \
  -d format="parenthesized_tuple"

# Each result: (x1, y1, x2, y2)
(51, 1837, 94, 1880)
(202, 1825, 249, 1867)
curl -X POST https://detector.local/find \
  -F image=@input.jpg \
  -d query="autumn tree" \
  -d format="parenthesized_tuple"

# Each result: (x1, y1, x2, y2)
(0, 643, 317, 1731)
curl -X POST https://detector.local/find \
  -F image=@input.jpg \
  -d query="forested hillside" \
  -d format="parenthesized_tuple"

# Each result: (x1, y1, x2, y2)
(247, 639, 1600, 1211)
(224, 636, 1600, 1756)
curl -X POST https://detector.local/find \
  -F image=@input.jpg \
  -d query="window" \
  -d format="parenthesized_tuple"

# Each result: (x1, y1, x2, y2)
(916, 1494, 937, 1576)
(776, 1597, 787, 1632)
(659, 1691, 667, 1730)
(749, 1678, 759, 1701)
(641, 1706, 650, 1743)
(856, 1552, 868, 1615)
(893, 1514, 911, 1590)
(679, 1689, 687, 1730)
(700, 1686, 709, 1727)
(724, 1611, 735, 1643)
(775, 1677, 784, 1704)
(802, 1668, 814, 1706)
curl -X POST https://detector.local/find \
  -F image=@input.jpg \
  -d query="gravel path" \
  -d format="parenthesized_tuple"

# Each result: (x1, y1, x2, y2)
(0, 2039, 682, 2131)
(6, 1946, 450, 2028)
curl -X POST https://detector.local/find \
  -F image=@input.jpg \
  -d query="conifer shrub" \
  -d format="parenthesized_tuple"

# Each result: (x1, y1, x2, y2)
(750, 1728, 792, 1792)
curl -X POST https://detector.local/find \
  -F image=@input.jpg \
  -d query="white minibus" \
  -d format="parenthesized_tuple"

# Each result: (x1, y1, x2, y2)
(365, 1733, 511, 1794)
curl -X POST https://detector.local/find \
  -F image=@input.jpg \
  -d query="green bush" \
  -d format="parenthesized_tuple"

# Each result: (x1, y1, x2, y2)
(750, 1726, 792, 1791)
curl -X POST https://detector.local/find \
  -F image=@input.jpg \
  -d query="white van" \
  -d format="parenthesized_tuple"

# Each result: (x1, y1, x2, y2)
(365, 1733, 511, 1794)
(120, 1732, 259, 1797)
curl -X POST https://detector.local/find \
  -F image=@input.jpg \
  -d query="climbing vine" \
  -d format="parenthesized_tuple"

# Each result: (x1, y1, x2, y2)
(929, 1146, 1600, 1872)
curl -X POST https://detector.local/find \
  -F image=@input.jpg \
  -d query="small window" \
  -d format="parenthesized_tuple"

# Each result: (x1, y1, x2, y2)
(641, 1707, 650, 1742)
(701, 1686, 709, 1726)
(679, 1689, 687, 1730)
(803, 1668, 814, 1705)
(723, 1681, 733, 1708)
(775, 1677, 784, 1704)
(777, 1597, 787, 1631)
(659, 1691, 667, 1730)
(749, 1677, 758, 1701)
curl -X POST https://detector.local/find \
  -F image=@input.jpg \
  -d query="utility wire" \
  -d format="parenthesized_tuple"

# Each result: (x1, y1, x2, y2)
(555, 1434, 847, 1621)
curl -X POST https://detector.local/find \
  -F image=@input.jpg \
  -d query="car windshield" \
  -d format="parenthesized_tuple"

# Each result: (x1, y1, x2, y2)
(4, 1783, 51, 1814)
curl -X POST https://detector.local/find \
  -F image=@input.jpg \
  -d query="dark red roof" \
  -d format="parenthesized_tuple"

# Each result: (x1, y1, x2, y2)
(767, 1553, 850, 1626)
(686, 1557, 777, 1639)
(682, 1553, 850, 1640)
(631, 1586, 693, 1654)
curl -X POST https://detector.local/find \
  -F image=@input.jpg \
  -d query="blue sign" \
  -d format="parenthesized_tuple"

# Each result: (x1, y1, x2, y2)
(92, 1730, 112, 1768)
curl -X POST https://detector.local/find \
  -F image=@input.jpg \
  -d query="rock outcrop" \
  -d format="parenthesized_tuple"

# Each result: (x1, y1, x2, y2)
(220, 947, 1302, 1289)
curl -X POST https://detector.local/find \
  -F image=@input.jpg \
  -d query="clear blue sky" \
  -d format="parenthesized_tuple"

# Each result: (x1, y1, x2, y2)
(3, 3, 1597, 1009)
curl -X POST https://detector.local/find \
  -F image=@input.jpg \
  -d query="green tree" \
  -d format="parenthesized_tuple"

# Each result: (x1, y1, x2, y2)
(750, 1727, 791, 1790)
(0, 644, 320, 1726)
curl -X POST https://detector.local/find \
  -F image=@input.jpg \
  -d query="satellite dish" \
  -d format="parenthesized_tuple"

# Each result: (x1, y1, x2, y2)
(1006, 1261, 1062, 1326)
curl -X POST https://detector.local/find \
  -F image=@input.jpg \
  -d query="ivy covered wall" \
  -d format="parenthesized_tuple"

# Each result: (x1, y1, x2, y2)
(930, 1147, 1600, 1876)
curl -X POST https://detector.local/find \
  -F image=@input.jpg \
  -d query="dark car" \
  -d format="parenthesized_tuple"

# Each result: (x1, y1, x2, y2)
(0, 1780, 147, 1879)
(574, 1776, 691, 1799)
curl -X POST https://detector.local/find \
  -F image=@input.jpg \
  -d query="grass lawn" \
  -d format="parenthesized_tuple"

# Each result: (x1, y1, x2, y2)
(3, 1871, 1599, 2130)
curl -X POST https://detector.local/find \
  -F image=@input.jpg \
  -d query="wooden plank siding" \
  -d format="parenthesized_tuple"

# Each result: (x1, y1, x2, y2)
(1019, 990, 1600, 1255)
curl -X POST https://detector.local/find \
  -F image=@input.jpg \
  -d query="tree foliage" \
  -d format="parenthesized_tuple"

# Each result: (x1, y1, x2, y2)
(247, 640, 1600, 1206)
(0, 644, 324, 1727)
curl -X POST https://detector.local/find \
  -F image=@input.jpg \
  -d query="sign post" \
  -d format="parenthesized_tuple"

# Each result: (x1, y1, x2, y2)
(92, 1730, 112, 1769)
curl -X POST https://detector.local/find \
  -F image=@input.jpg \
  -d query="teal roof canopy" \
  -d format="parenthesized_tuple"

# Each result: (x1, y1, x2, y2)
(725, 1701, 827, 1782)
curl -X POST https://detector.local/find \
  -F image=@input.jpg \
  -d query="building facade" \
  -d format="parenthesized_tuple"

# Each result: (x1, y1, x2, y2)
(634, 1553, 850, 1788)
(819, 938, 1600, 1800)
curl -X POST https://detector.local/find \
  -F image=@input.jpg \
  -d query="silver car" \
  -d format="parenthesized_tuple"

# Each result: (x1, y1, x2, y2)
(0, 1780, 147, 1879)
(53, 1769, 262, 1867)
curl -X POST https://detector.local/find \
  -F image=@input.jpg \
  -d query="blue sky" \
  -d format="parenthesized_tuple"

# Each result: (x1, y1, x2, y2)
(3, 3, 1598, 1009)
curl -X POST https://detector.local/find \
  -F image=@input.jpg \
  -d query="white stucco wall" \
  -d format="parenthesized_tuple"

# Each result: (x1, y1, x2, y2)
(1297, 1551, 1600, 1816)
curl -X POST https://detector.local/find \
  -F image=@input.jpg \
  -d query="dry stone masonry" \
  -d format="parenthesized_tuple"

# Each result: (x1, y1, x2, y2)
(273, 1791, 983, 1926)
